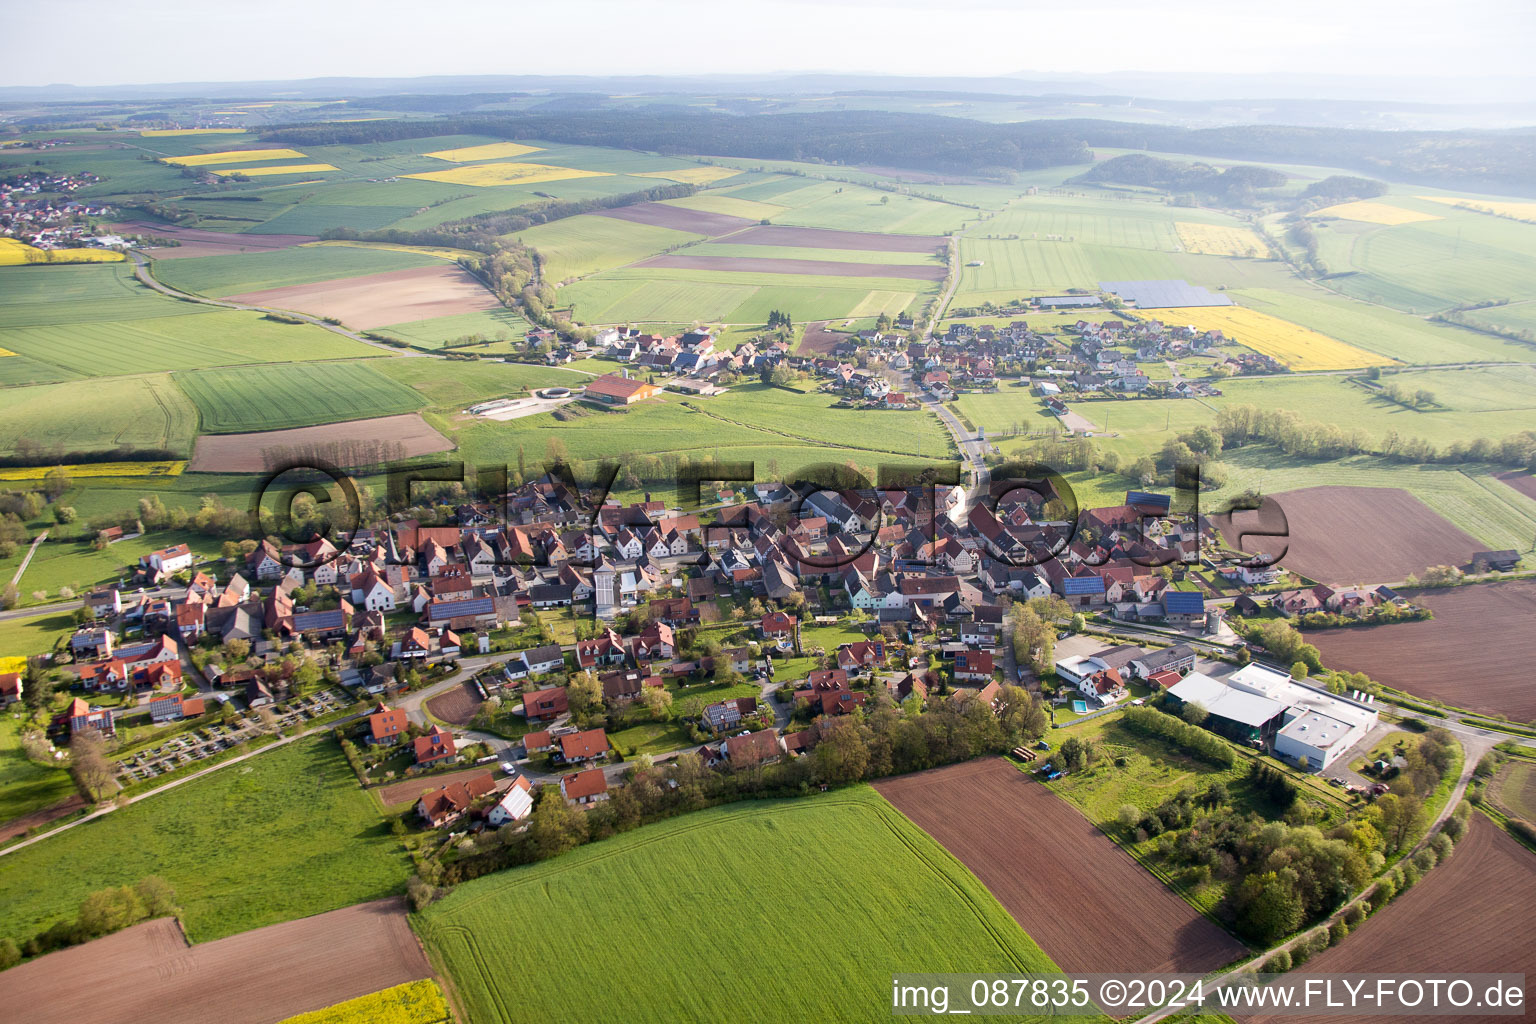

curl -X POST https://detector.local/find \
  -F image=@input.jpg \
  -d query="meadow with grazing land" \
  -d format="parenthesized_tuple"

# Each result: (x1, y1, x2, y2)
(415, 787, 1058, 1024)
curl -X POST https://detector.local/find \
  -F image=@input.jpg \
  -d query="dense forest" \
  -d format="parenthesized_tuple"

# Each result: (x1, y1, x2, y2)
(263, 110, 1093, 176)
(262, 108, 1536, 192)
(1070, 154, 1286, 202)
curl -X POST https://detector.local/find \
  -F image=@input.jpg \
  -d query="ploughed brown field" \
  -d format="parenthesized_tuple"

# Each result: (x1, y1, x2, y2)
(592, 201, 754, 236)
(186, 413, 453, 473)
(376, 766, 501, 808)
(0, 899, 432, 1024)
(722, 224, 946, 252)
(109, 221, 317, 259)
(1307, 580, 1536, 720)
(1244, 816, 1536, 1024)
(799, 320, 848, 355)
(1211, 485, 1480, 585)
(632, 252, 946, 280)
(873, 759, 1246, 974)
(1496, 469, 1536, 501)
(426, 681, 483, 725)
(223, 264, 502, 329)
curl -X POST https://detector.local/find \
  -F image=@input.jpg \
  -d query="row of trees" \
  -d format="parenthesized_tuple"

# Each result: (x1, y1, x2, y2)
(1217, 403, 1536, 472)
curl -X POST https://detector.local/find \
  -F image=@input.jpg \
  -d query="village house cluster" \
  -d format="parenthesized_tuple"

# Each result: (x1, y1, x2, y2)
(0, 170, 118, 247)
(40, 445, 1388, 838)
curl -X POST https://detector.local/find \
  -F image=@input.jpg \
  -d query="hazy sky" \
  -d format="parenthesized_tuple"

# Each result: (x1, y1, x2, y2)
(6, 0, 1533, 90)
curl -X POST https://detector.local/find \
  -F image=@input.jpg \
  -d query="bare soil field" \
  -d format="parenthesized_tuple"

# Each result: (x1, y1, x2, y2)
(594, 202, 754, 236)
(224, 264, 501, 329)
(110, 221, 317, 259)
(1496, 469, 1536, 501)
(799, 320, 847, 355)
(633, 253, 946, 280)
(1211, 486, 1481, 585)
(721, 224, 946, 252)
(1307, 579, 1536, 720)
(426, 681, 482, 725)
(873, 759, 1246, 974)
(377, 767, 502, 808)
(187, 413, 453, 473)
(1245, 816, 1536, 1024)
(0, 899, 432, 1024)
(0, 794, 84, 845)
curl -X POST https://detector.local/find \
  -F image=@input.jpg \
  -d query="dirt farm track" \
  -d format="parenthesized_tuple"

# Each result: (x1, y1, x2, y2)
(1244, 816, 1536, 1024)
(0, 899, 433, 1024)
(1307, 579, 1536, 721)
(1213, 485, 1482, 586)
(873, 759, 1246, 974)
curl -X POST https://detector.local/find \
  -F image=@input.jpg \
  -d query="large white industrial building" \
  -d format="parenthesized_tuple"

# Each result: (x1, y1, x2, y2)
(1167, 663, 1379, 771)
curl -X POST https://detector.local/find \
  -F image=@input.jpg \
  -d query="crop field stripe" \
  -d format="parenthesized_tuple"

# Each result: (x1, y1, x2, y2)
(173, 361, 426, 433)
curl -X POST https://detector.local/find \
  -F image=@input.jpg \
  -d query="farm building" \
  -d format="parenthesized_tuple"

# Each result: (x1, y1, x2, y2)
(583, 372, 660, 406)
(1167, 664, 1380, 769)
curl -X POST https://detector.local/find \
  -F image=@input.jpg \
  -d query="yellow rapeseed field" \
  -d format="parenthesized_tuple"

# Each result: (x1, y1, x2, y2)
(422, 141, 544, 162)
(1416, 196, 1536, 222)
(404, 162, 608, 187)
(165, 148, 309, 166)
(139, 128, 246, 136)
(211, 163, 340, 177)
(1173, 222, 1271, 257)
(0, 656, 28, 674)
(1153, 305, 1397, 371)
(0, 461, 185, 482)
(1309, 200, 1441, 226)
(275, 980, 451, 1024)
(634, 166, 743, 185)
(0, 238, 124, 266)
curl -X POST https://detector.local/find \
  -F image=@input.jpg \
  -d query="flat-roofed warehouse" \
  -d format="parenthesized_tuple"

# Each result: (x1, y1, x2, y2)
(1166, 663, 1379, 770)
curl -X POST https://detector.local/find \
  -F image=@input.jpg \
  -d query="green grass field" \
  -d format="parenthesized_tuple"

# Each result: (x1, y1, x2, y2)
(376, 308, 532, 349)
(0, 736, 411, 944)
(1320, 201, 1536, 313)
(17, 530, 224, 604)
(952, 238, 1179, 305)
(0, 612, 77, 659)
(153, 245, 442, 297)
(174, 360, 424, 432)
(0, 374, 199, 456)
(681, 242, 941, 266)
(0, 717, 77, 826)
(563, 266, 939, 324)
(514, 213, 704, 282)
(416, 787, 1059, 1024)
(372, 357, 577, 408)
(440, 387, 953, 491)
(0, 309, 378, 378)
(976, 196, 1189, 251)
(442, 384, 952, 472)
(772, 187, 975, 235)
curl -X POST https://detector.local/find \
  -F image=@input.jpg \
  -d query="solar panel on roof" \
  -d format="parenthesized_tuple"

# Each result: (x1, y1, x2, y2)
(1097, 279, 1234, 309)
(1164, 591, 1205, 612)
(1063, 576, 1105, 594)
(1126, 490, 1172, 509)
